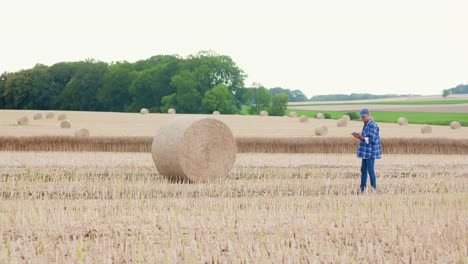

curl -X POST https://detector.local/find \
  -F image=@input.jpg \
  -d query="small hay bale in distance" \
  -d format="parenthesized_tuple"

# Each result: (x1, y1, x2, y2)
(33, 113, 43, 120)
(213, 111, 220, 115)
(75, 128, 90, 138)
(450, 121, 462, 130)
(397, 117, 408, 126)
(315, 113, 325, 119)
(342, 115, 351, 121)
(45, 112, 55, 119)
(58, 113, 67, 121)
(260, 111, 268, 116)
(337, 118, 348, 127)
(314, 125, 328, 136)
(151, 116, 237, 183)
(168, 108, 176, 114)
(299, 115, 308, 123)
(17, 116, 29, 125)
(289, 112, 297, 118)
(421, 125, 432, 134)
(60, 120, 72, 129)
(140, 108, 149, 114)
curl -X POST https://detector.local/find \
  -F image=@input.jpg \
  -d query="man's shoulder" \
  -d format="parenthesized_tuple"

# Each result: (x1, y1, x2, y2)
(369, 119, 379, 127)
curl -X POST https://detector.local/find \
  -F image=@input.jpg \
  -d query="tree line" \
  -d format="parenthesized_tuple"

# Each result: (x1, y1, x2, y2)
(443, 84, 468, 97)
(0, 51, 300, 116)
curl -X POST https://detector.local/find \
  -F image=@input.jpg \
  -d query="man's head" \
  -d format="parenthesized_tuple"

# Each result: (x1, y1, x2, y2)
(360, 108, 371, 122)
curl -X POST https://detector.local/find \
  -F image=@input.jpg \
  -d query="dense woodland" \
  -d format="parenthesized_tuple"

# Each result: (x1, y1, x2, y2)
(0, 51, 303, 116)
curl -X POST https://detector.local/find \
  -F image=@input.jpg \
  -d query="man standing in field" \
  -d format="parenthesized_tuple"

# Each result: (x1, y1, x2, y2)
(352, 108, 382, 193)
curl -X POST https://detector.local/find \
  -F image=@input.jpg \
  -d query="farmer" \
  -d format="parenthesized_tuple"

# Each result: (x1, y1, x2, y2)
(352, 108, 382, 192)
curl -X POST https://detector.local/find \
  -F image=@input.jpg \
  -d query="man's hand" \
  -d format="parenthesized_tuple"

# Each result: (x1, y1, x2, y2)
(352, 133, 364, 141)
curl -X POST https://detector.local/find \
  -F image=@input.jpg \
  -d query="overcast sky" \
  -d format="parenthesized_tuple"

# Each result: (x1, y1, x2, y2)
(1, 0, 467, 97)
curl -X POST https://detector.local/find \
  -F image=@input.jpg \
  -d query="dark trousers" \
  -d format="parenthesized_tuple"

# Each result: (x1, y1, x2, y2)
(360, 158, 376, 192)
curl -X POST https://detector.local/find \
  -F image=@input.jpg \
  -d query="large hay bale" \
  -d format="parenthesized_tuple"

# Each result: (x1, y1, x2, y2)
(58, 113, 67, 121)
(421, 125, 432, 134)
(299, 115, 308, 123)
(314, 125, 328, 136)
(33, 113, 43, 120)
(397, 117, 408, 126)
(151, 116, 237, 183)
(289, 112, 297, 118)
(17, 116, 29, 125)
(342, 115, 351, 121)
(260, 111, 269, 117)
(315, 113, 325, 119)
(337, 118, 348, 127)
(168, 108, 176, 115)
(60, 120, 72, 129)
(45, 112, 55, 119)
(213, 111, 220, 115)
(450, 121, 462, 130)
(140, 108, 149, 115)
(75, 128, 90, 138)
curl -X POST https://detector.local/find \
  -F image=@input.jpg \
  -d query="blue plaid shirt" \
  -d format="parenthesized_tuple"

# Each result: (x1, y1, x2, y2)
(357, 119, 382, 159)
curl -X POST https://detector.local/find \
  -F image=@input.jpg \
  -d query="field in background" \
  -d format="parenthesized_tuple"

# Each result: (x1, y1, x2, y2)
(288, 99, 468, 106)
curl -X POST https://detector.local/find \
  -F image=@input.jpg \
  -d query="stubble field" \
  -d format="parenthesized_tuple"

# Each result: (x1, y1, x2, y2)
(0, 110, 467, 263)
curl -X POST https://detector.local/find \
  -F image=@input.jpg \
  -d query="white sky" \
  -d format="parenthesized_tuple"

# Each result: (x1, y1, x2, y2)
(1, 0, 467, 97)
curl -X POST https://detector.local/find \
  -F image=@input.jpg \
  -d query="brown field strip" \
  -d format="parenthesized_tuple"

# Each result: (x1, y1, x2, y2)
(1, 136, 468, 154)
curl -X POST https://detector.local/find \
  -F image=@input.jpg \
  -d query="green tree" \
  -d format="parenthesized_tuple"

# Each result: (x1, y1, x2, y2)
(169, 71, 202, 113)
(442, 89, 451, 98)
(97, 62, 136, 111)
(0, 72, 7, 108)
(269, 93, 289, 116)
(248, 85, 272, 114)
(202, 84, 239, 114)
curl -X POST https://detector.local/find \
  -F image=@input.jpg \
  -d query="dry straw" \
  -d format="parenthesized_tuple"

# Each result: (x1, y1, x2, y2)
(213, 111, 220, 115)
(299, 115, 308, 123)
(17, 116, 29, 125)
(337, 118, 348, 127)
(314, 125, 328, 136)
(151, 116, 237, 183)
(289, 112, 297, 118)
(421, 125, 432, 134)
(60, 120, 72, 129)
(398, 117, 408, 126)
(315, 113, 325, 119)
(450, 121, 462, 130)
(140, 108, 149, 114)
(58, 113, 67, 121)
(168, 108, 176, 114)
(260, 111, 269, 116)
(75, 128, 90, 138)
(342, 115, 351, 121)
(33, 113, 43, 120)
(46, 112, 55, 119)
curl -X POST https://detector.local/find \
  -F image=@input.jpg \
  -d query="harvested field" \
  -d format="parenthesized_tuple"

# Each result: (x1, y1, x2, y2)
(0, 152, 466, 263)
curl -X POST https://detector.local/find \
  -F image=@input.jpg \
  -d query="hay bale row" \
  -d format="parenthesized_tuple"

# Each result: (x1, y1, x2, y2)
(151, 116, 237, 183)
(450, 121, 462, 130)
(337, 118, 348, 127)
(17, 116, 29, 125)
(140, 108, 149, 115)
(58, 113, 67, 121)
(46, 112, 55, 119)
(299, 115, 308, 123)
(33, 113, 43, 120)
(260, 111, 268, 117)
(168, 108, 176, 115)
(315, 113, 325, 119)
(60, 120, 72, 129)
(75, 128, 90, 138)
(398, 117, 408, 126)
(421, 125, 432, 134)
(314, 125, 328, 136)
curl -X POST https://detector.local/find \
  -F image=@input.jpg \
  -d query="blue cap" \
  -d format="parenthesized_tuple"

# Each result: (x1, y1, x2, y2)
(359, 108, 370, 117)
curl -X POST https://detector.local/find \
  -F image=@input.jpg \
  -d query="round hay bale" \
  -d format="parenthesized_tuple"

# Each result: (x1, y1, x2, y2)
(151, 116, 237, 183)
(315, 113, 325, 119)
(213, 111, 220, 115)
(168, 108, 176, 115)
(260, 111, 268, 116)
(337, 118, 348, 127)
(342, 115, 351, 121)
(140, 108, 149, 115)
(450, 121, 462, 130)
(299, 115, 308, 123)
(58, 113, 67, 121)
(60, 120, 72, 129)
(45, 112, 55, 119)
(33, 113, 43, 120)
(289, 112, 297, 118)
(17, 116, 29, 125)
(314, 125, 328, 136)
(421, 125, 432, 134)
(75, 128, 90, 138)
(397, 117, 408, 126)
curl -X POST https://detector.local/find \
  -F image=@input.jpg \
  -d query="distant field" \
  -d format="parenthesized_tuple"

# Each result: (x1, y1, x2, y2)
(289, 99, 468, 106)
(285, 109, 468, 126)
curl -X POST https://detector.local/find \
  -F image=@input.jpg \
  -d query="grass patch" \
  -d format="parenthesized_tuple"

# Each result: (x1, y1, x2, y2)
(285, 109, 468, 126)
(289, 99, 468, 107)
